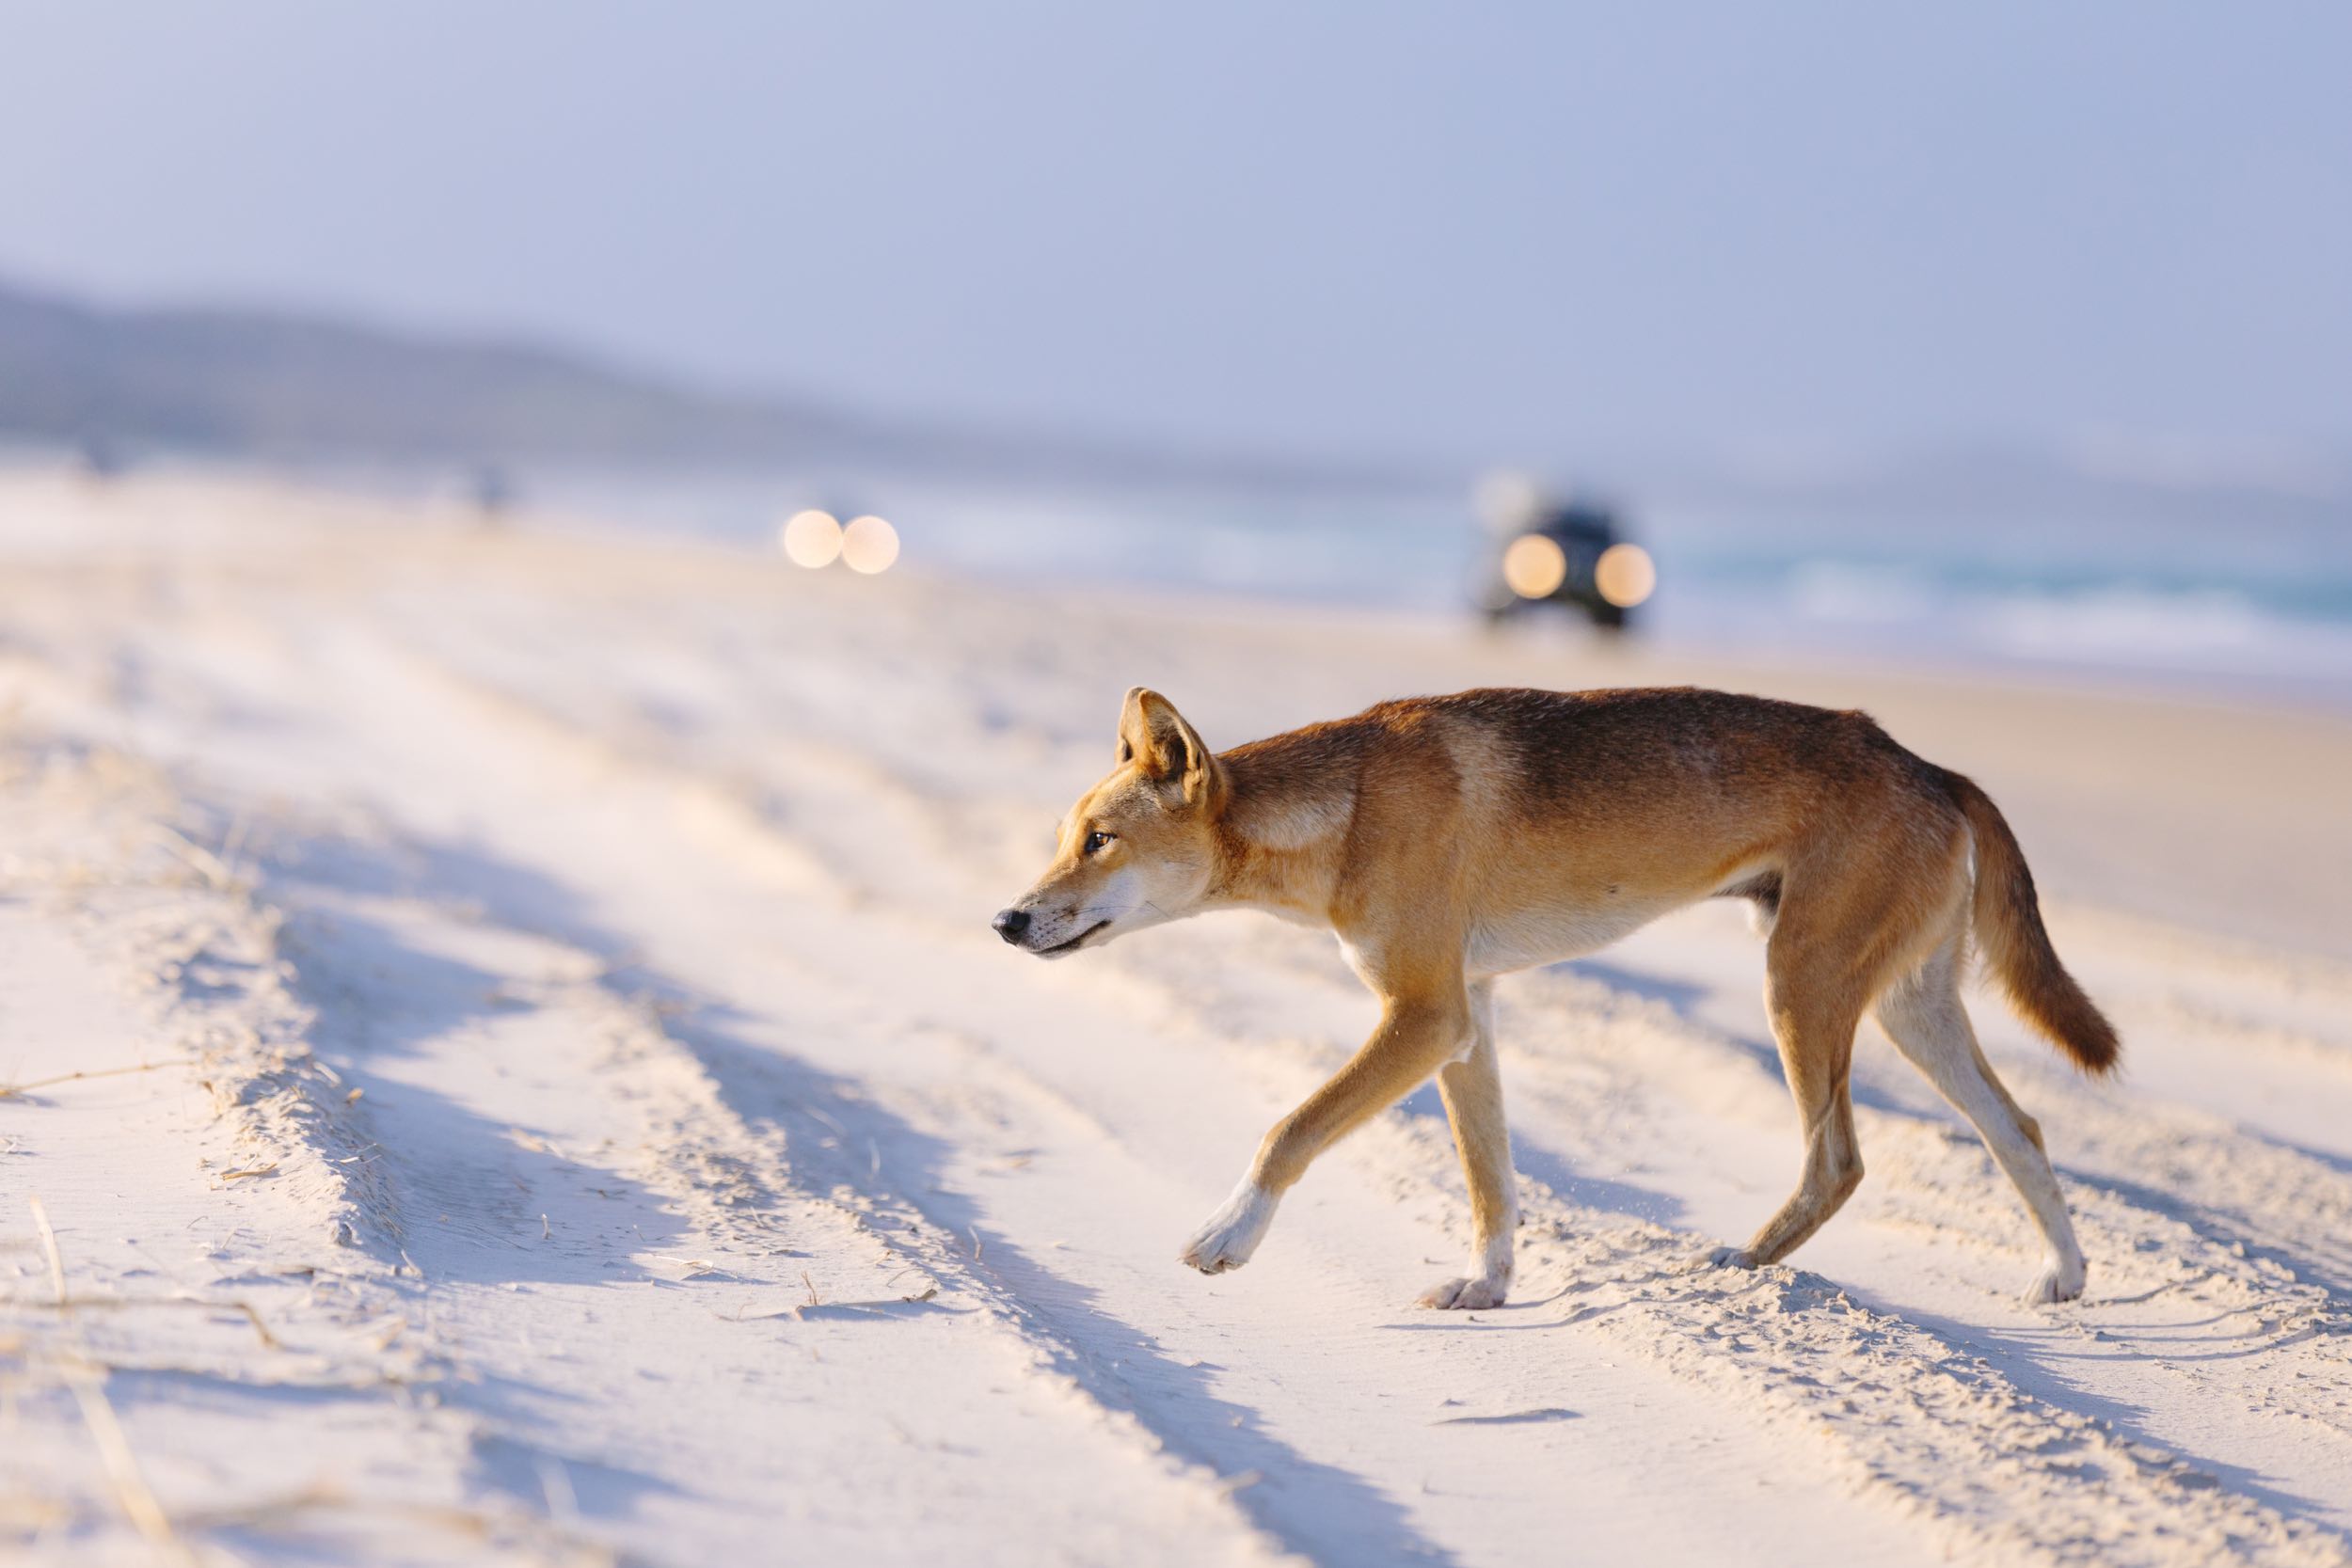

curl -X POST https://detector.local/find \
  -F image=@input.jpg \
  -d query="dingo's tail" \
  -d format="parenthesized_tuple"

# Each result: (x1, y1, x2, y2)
(1942, 771, 2121, 1076)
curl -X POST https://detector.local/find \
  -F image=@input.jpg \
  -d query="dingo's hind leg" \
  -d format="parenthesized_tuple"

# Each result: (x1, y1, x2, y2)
(1420, 980, 1518, 1309)
(1712, 915, 1867, 1271)
(1876, 936, 2086, 1304)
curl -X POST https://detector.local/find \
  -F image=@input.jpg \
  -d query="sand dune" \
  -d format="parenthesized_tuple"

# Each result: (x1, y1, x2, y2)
(4, 471, 2349, 1566)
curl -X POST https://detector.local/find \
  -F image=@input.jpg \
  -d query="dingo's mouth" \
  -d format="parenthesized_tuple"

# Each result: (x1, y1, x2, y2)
(1037, 920, 1109, 957)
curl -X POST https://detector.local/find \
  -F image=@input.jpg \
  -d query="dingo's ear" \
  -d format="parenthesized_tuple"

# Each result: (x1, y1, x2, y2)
(1118, 688, 1217, 805)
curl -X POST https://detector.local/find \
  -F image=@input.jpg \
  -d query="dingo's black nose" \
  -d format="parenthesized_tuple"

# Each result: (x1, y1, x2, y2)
(992, 909, 1030, 943)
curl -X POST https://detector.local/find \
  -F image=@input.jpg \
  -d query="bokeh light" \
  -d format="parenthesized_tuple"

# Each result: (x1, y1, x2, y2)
(781, 509, 843, 568)
(1501, 532, 1568, 599)
(1474, 471, 1547, 536)
(841, 515, 899, 575)
(1595, 542, 1657, 609)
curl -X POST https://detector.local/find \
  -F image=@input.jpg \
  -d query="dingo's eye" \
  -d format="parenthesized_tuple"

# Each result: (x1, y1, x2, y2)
(1084, 831, 1115, 855)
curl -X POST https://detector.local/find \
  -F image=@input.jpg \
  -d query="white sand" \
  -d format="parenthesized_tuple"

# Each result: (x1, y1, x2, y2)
(3, 470, 2349, 1566)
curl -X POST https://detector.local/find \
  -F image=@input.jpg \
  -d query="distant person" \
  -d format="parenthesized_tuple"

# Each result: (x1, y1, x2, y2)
(76, 431, 126, 483)
(471, 463, 516, 524)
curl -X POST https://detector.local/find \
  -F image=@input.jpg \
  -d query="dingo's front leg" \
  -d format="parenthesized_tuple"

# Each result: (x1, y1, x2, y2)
(1179, 1177, 1280, 1273)
(1180, 990, 1470, 1279)
(1419, 982, 1518, 1309)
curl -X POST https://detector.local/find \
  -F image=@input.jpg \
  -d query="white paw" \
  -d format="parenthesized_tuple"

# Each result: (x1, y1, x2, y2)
(2022, 1255, 2087, 1305)
(1179, 1180, 1279, 1275)
(1417, 1275, 1509, 1310)
(1707, 1245, 1758, 1271)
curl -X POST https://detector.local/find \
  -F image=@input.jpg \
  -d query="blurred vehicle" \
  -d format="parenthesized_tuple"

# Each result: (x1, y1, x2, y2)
(1473, 473, 1657, 633)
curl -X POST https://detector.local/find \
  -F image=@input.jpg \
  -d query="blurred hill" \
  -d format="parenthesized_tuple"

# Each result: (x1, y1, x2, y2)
(0, 277, 1406, 488)
(5, 277, 2342, 534)
(0, 277, 866, 464)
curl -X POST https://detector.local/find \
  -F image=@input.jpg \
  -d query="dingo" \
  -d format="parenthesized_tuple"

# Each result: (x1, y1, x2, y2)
(993, 687, 2116, 1307)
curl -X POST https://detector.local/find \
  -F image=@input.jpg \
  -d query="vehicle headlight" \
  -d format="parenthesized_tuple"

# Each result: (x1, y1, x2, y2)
(1502, 533, 1569, 599)
(1595, 543, 1656, 609)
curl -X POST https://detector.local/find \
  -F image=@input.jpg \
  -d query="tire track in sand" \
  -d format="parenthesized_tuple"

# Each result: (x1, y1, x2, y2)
(366, 613, 2351, 1568)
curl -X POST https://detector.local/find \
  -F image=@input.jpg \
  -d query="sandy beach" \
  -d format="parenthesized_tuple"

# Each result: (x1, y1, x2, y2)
(5, 469, 2351, 1567)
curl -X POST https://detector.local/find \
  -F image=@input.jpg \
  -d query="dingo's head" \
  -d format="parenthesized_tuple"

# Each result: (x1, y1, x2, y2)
(993, 688, 1224, 958)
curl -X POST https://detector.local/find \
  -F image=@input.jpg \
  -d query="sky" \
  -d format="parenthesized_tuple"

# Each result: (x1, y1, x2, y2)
(3, 3, 2348, 471)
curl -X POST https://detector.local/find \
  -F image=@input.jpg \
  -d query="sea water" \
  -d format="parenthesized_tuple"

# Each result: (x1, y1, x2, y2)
(520, 462, 2352, 706)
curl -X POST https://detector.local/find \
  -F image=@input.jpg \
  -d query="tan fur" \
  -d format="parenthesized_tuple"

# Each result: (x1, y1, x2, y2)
(996, 686, 2116, 1307)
